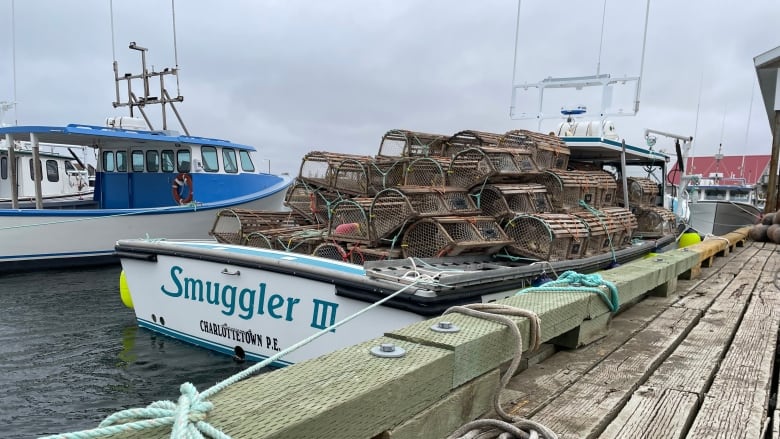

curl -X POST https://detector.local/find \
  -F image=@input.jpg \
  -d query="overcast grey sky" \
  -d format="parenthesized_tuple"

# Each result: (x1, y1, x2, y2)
(1, 0, 779, 175)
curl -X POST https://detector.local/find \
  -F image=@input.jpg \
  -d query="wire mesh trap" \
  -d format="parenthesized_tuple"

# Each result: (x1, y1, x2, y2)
(209, 209, 312, 245)
(634, 205, 676, 237)
(283, 180, 342, 224)
(377, 129, 448, 158)
(502, 213, 589, 261)
(471, 183, 552, 221)
(244, 225, 326, 254)
(370, 186, 481, 243)
(501, 129, 570, 171)
(400, 216, 512, 258)
(327, 198, 375, 244)
(616, 177, 660, 207)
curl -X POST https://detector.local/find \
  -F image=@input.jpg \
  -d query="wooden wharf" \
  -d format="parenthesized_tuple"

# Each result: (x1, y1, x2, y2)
(76, 226, 780, 439)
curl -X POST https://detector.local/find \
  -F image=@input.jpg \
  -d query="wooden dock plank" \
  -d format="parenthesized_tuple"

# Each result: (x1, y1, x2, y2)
(525, 307, 700, 438)
(686, 277, 780, 438)
(599, 387, 699, 439)
(502, 241, 758, 420)
(598, 245, 770, 438)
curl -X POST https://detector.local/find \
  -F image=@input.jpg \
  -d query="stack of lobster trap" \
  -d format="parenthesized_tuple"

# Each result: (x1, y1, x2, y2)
(617, 177, 676, 237)
(208, 128, 660, 264)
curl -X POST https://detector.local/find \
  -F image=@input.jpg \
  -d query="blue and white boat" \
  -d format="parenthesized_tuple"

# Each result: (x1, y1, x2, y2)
(0, 45, 292, 274)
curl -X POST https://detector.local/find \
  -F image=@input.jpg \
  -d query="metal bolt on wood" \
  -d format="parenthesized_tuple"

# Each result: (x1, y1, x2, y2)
(430, 321, 461, 333)
(370, 343, 406, 358)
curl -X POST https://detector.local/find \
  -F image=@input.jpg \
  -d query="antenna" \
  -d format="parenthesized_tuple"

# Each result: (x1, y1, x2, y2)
(11, 0, 18, 125)
(112, 43, 189, 135)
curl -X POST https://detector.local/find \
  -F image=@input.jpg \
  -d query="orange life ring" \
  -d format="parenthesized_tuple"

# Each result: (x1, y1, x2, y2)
(172, 173, 193, 204)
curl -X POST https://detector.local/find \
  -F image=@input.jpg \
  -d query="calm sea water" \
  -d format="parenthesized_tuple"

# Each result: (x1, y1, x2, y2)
(0, 266, 258, 439)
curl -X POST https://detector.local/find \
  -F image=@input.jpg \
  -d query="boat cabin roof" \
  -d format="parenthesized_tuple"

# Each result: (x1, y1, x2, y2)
(0, 124, 256, 152)
(562, 136, 670, 166)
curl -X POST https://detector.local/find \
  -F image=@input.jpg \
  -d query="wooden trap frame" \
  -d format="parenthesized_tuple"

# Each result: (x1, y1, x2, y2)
(617, 177, 660, 207)
(245, 225, 326, 254)
(370, 186, 481, 244)
(209, 209, 312, 245)
(502, 213, 589, 261)
(633, 205, 677, 237)
(400, 216, 512, 258)
(284, 180, 343, 224)
(471, 183, 552, 221)
(501, 129, 570, 171)
(377, 129, 448, 158)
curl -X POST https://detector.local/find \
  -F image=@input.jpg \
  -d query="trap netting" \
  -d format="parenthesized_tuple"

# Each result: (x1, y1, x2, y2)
(502, 213, 589, 261)
(370, 186, 481, 243)
(209, 209, 312, 245)
(377, 129, 448, 158)
(471, 183, 552, 221)
(634, 205, 677, 237)
(400, 216, 512, 258)
(245, 225, 326, 254)
(501, 129, 570, 171)
(283, 180, 342, 224)
(616, 177, 660, 207)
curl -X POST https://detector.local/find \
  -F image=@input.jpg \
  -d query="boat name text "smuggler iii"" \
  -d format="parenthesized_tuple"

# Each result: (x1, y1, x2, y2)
(160, 266, 339, 331)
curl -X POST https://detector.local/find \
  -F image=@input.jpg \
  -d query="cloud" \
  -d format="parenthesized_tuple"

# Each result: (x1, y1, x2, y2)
(1, 0, 778, 175)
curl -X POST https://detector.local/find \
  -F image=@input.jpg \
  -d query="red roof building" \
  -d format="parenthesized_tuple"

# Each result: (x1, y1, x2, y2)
(666, 155, 771, 186)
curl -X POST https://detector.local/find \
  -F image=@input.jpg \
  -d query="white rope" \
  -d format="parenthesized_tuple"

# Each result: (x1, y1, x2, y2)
(443, 304, 557, 439)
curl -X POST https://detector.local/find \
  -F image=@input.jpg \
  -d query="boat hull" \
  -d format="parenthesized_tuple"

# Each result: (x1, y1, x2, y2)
(0, 178, 292, 273)
(116, 235, 674, 365)
(688, 201, 760, 236)
(119, 245, 423, 366)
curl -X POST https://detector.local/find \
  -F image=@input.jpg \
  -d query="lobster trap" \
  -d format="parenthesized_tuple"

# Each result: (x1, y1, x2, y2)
(443, 130, 503, 156)
(245, 225, 326, 254)
(403, 157, 450, 187)
(590, 171, 618, 207)
(370, 186, 481, 243)
(347, 245, 403, 265)
(599, 207, 638, 247)
(312, 242, 349, 261)
(284, 180, 342, 224)
(501, 129, 569, 171)
(530, 170, 599, 212)
(210, 209, 312, 245)
(327, 198, 375, 244)
(571, 210, 624, 257)
(400, 216, 512, 258)
(332, 155, 407, 196)
(446, 149, 496, 188)
(634, 206, 677, 237)
(617, 177, 660, 207)
(502, 213, 589, 261)
(377, 129, 448, 157)
(471, 183, 552, 221)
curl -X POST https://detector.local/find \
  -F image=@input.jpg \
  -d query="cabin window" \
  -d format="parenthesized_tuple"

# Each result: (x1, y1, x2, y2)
(222, 148, 238, 173)
(177, 150, 191, 173)
(116, 151, 128, 172)
(161, 150, 175, 172)
(239, 150, 255, 172)
(201, 146, 219, 172)
(1, 157, 6, 180)
(146, 151, 160, 172)
(131, 150, 145, 172)
(704, 189, 726, 200)
(46, 160, 59, 182)
(103, 151, 116, 172)
(731, 190, 750, 202)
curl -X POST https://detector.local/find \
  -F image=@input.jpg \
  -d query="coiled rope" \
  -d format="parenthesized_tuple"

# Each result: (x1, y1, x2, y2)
(443, 303, 557, 439)
(40, 262, 433, 439)
(515, 270, 619, 313)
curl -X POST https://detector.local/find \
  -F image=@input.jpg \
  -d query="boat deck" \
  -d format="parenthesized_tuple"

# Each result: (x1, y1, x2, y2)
(500, 240, 780, 438)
